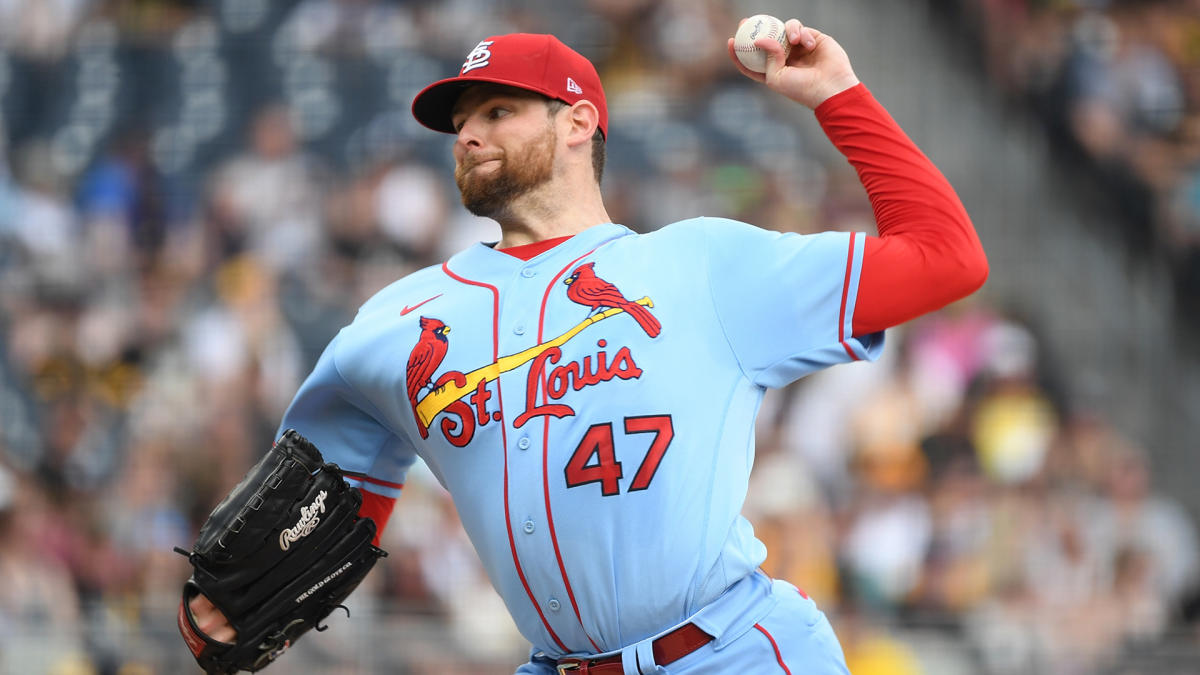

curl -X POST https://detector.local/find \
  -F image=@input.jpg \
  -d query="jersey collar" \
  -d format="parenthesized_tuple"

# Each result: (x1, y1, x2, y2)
(446, 223, 632, 282)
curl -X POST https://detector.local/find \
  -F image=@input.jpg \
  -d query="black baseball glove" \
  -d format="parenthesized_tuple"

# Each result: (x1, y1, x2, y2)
(175, 429, 388, 673)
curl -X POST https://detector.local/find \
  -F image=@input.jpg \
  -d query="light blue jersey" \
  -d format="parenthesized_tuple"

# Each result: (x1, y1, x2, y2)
(278, 218, 882, 667)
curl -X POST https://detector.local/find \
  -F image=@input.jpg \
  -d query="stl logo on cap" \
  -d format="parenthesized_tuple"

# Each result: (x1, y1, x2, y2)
(461, 40, 494, 74)
(411, 33, 609, 137)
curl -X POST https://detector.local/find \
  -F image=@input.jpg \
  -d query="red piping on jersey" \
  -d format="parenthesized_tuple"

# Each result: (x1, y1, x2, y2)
(350, 474, 405, 490)
(754, 624, 793, 675)
(837, 232, 860, 361)
(535, 248, 603, 653)
(441, 261, 570, 653)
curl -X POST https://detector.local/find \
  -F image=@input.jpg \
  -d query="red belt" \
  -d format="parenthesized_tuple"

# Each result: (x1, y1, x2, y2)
(555, 623, 713, 674)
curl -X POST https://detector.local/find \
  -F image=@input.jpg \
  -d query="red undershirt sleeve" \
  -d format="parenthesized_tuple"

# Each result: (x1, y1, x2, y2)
(815, 84, 988, 336)
(358, 490, 397, 547)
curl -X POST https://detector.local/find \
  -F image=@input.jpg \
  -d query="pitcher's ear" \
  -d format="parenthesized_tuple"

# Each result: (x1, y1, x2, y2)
(564, 100, 600, 148)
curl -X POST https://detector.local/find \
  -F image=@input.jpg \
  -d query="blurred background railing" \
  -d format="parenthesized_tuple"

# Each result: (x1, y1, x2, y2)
(2, 0, 1200, 674)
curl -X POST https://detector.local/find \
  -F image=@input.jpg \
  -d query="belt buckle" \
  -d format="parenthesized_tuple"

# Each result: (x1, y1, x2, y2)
(556, 659, 585, 673)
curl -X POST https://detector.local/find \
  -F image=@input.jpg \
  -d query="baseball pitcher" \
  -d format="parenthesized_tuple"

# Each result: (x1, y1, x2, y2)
(179, 16, 987, 674)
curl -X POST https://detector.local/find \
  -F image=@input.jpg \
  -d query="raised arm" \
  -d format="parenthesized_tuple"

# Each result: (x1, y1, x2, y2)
(729, 17, 987, 336)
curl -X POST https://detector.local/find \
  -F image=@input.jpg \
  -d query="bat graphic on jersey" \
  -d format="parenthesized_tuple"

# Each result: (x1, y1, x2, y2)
(564, 262, 661, 338)
(405, 264, 659, 438)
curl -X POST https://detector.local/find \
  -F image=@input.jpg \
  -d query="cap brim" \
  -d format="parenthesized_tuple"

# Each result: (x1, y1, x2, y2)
(411, 75, 561, 135)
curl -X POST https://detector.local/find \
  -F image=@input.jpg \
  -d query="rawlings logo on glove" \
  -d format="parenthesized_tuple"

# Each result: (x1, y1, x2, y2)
(279, 490, 327, 550)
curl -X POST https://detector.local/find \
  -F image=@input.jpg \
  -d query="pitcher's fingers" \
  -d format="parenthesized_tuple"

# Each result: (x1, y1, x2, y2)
(189, 593, 214, 616)
(752, 32, 788, 57)
(189, 594, 237, 642)
(207, 624, 237, 643)
(727, 38, 767, 81)
(197, 618, 237, 643)
(785, 19, 818, 51)
(754, 33, 788, 81)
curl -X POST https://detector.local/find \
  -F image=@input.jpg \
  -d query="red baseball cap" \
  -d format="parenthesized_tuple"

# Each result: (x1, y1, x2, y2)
(411, 33, 608, 138)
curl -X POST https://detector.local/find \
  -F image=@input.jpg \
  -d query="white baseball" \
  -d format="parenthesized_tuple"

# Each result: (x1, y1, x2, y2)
(733, 14, 790, 74)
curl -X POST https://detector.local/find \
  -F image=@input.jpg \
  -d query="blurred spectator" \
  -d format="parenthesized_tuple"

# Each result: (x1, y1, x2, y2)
(208, 104, 327, 271)
(0, 0, 93, 61)
(1084, 436, 1199, 609)
(372, 157, 450, 264)
(964, 574, 1047, 675)
(0, 473, 89, 673)
(838, 603, 926, 675)
(942, 0, 1200, 318)
(3, 140, 81, 287)
(76, 125, 174, 272)
(840, 479, 933, 611)
(278, 0, 421, 58)
(921, 448, 993, 614)
(1063, 8, 1184, 161)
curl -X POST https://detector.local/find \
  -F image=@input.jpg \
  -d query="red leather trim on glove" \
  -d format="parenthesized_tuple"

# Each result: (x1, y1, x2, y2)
(178, 598, 208, 657)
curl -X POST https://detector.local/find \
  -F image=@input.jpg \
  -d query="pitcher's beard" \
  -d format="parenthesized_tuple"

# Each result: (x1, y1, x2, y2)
(456, 126, 556, 218)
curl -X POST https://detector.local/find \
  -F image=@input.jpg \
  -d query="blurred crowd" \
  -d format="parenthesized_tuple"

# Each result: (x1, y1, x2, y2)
(1, 1, 1199, 674)
(934, 0, 1200, 322)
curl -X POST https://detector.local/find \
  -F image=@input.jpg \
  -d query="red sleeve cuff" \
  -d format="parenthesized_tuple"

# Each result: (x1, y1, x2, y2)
(814, 82, 871, 120)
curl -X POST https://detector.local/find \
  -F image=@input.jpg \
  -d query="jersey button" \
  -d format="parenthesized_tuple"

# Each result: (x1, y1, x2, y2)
(548, 598, 561, 612)
(514, 324, 526, 335)
(521, 268, 535, 278)
(517, 437, 531, 450)
(522, 519, 535, 534)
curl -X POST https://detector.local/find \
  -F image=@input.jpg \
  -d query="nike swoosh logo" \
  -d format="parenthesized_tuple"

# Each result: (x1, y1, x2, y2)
(401, 294, 443, 316)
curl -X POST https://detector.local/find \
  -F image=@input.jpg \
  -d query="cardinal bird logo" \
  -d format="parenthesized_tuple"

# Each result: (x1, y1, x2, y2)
(564, 262, 661, 338)
(406, 316, 451, 407)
